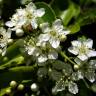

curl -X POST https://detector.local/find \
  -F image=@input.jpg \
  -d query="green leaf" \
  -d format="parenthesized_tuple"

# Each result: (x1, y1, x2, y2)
(77, 8, 96, 26)
(52, 60, 65, 70)
(37, 67, 48, 77)
(6, 39, 23, 60)
(35, 2, 56, 24)
(0, 65, 36, 88)
(0, 55, 24, 69)
(49, 69, 62, 81)
(60, 2, 80, 26)
(0, 87, 10, 96)
(91, 83, 96, 92)
(0, 39, 24, 67)
(50, 0, 69, 16)
(68, 23, 80, 34)
(62, 63, 73, 76)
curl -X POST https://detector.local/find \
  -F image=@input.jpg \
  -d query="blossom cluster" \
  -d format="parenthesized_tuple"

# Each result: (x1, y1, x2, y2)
(5, 2, 45, 35)
(0, 1, 96, 95)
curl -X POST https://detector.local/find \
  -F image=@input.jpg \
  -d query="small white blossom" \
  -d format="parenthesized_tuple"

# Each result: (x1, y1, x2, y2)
(74, 59, 96, 83)
(26, 46, 58, 63)
(68, 38, 96, 61)
(25, 38, 58, 63)
(0, 27, 11, 56)
(5, 2, 45, 31)
(39, 19, 70, 48)
(25, 43, 40, 57)
(68, 81, 78, 94)
(6, 8, 26, 30)
(53, 76, 79, 94)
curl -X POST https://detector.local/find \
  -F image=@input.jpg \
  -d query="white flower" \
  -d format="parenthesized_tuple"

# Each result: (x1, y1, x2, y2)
(39, 19, 70, 48)
(53, 77, 78, 94)
(25, 42, 58, 63)
(74, 59, 96, 83)
(0, 27, 11, 56)
(25, 2, 45, 29)
(68, 81, 78, 94)
(25, 44, 40, 56)
(6, 8, 26, 30)
(5, 2, 45, 31)
(37, 54, 48, 63)
(68, 38, 96, 61)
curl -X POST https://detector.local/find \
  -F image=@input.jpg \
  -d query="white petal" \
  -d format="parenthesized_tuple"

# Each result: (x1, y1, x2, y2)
(17, 8, 26, 16)
(27, 47, 36, 55)
(26, 2, 36, 12)
(18, 17, 26, 26)
(53, 19, 64, 33)
(89, 60, 96, 69)
(68, 82, 78, 94)
(40, 23, 51, 33)
(50, 38, 60, 48)
(34, 8, 45, 17)
(53, 19, 62, 29)
(31, 19, 38, 29)
(85, 71, 96, 83)
(84, 39, 93, 48)
(48, 50, 58, 59)
(71, 40, 81, 47)
(38, 55, 48, 63)
(5, 21, 14, 27)
(87, 50, 96, 57)
(77, 54, 88, 61)
(38, 34, 50, 42)
(36, 41, 46, 47)
(2, 48, 6, 56)
(7, 28, 12, 38)
(74, 58, 82, 64)
(33, 48, 41, 57)
(68, 47, 79, 55)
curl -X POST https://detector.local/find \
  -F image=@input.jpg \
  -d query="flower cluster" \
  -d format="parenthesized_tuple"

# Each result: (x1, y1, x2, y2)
(24, 35, 58, 63)
(1, 1, 96, 95)
(23, 16, 70, 63)
(5, 2, 45, 35)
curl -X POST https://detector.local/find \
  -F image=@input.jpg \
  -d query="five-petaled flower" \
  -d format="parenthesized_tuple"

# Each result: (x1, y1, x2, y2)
(68, 38, 96, 61)
(38, 19, 70, 48)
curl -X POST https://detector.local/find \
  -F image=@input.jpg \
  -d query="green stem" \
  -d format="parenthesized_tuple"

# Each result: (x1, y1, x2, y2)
(60, 51, 77, 65)
(49, 0, 54, 5)
(43, 86, 51, 96)
(83, 79, 90, 89)
(0, 55, 24, 70)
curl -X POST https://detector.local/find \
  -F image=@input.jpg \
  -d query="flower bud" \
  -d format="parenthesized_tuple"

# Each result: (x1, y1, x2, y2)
(8, 39, 13, 45)
(16, 29, 24, 37)
(31, 83, 39, 92)
(74, 64, 80, 70)
(17, 84, 24, 91)
(10, 80, 17, 88)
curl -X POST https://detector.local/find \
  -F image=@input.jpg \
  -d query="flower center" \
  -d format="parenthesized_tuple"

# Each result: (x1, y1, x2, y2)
(0, 34, 3, 40)
(50, 31, 57, 37)
(79, 44, 88, 54)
